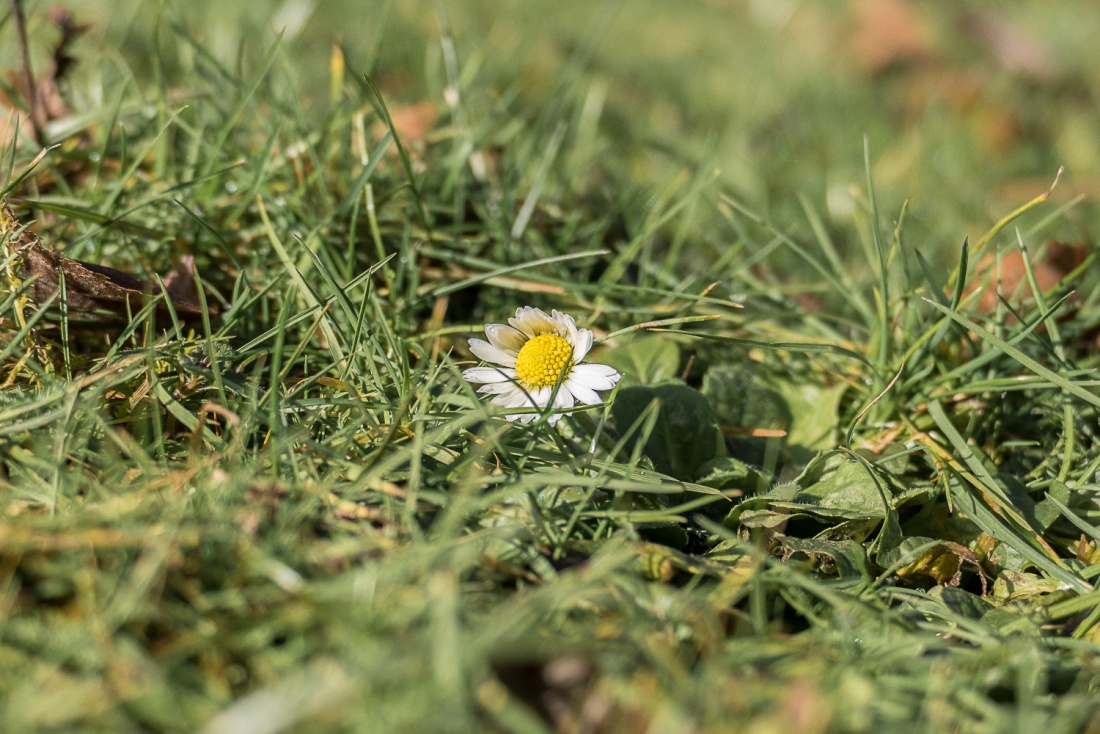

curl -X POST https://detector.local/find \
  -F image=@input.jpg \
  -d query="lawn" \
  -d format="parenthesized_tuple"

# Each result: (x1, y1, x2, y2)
(3, 1, 1100, 731)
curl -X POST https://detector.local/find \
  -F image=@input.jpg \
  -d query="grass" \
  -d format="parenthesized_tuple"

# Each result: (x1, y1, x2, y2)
(2, 0, 1100, 731)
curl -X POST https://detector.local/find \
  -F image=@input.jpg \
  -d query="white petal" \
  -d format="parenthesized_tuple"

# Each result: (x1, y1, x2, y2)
(506, 307, 537, 336)
(550, 309, 577, 339)
(477, 380, 520, 395)
(463, 366, 515, 384)
(496, 389, 537, 422)
(484, 323, 527, 352)
(564, 378, 602, 405)
(552, 384, 575, 410)
(530, 386, 553, 409)
(492, 389, 531, 410)
(569, 363, 621, 391)
(562, 313, 581, 350)
(469, 338, 517, 367)
(550, 309, 575, 328)
(509, 307, 555, 338)
(544, 387, 573, 425)
(572, 328, 594, 362)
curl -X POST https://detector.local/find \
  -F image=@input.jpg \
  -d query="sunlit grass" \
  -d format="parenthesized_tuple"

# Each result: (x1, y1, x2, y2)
(2, 1, 1100, 731)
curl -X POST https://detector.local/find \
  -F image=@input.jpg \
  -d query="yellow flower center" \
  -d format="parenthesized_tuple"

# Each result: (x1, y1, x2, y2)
(514, 334, 574, 389)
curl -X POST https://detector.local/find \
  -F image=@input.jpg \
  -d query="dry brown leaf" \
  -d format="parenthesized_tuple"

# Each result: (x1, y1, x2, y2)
(1, 202, 210, 322)
(968, 240, 1087, 318)
(370, 101, 439, 148)
(849, 0, 932, 73)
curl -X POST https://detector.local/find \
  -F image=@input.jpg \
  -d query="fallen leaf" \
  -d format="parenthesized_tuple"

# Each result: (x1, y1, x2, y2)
(968, 240, 1087, 318)
(1, 202, 210, 323)
(896, 540, 981, 589)
(991, 569, 1064, 604)
(849, 0, 932, 73)
(370, 100, 439, 149)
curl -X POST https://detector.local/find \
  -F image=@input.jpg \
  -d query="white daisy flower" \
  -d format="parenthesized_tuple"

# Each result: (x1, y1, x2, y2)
(462, 306, 621, 425)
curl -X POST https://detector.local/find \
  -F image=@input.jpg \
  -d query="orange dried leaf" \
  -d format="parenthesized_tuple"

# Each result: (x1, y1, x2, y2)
(849, 0, 932, 73)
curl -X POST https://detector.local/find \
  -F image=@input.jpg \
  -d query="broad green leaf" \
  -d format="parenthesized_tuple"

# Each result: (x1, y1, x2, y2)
(737, 509, 795, 528)
(776, 380, 847, 453)
(929, 587, 991, 620)
(637, 523, 689, 551)
(701, 364, 791, 430)
(611, 384, 723, 481)
(794, 453, 891, 516)
(601, 334, 681, 387)
(777, 536, 869, 581)
(1038, 484, 1092, 539)
(695, 456, 766, 494)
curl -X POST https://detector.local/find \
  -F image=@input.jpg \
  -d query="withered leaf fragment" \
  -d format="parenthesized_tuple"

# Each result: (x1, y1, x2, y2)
(1, 202, 208, 323)
(1, 5, 89, 147)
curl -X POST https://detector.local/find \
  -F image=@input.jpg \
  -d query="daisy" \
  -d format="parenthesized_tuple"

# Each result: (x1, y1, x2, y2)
(462, 306, 621, 425)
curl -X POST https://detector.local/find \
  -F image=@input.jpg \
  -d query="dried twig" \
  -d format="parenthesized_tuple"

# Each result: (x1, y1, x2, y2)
(11, 0, 45, 145)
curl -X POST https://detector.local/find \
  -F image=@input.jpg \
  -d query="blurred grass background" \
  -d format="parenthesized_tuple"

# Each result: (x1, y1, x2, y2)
(53, 0, 1100, 258)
